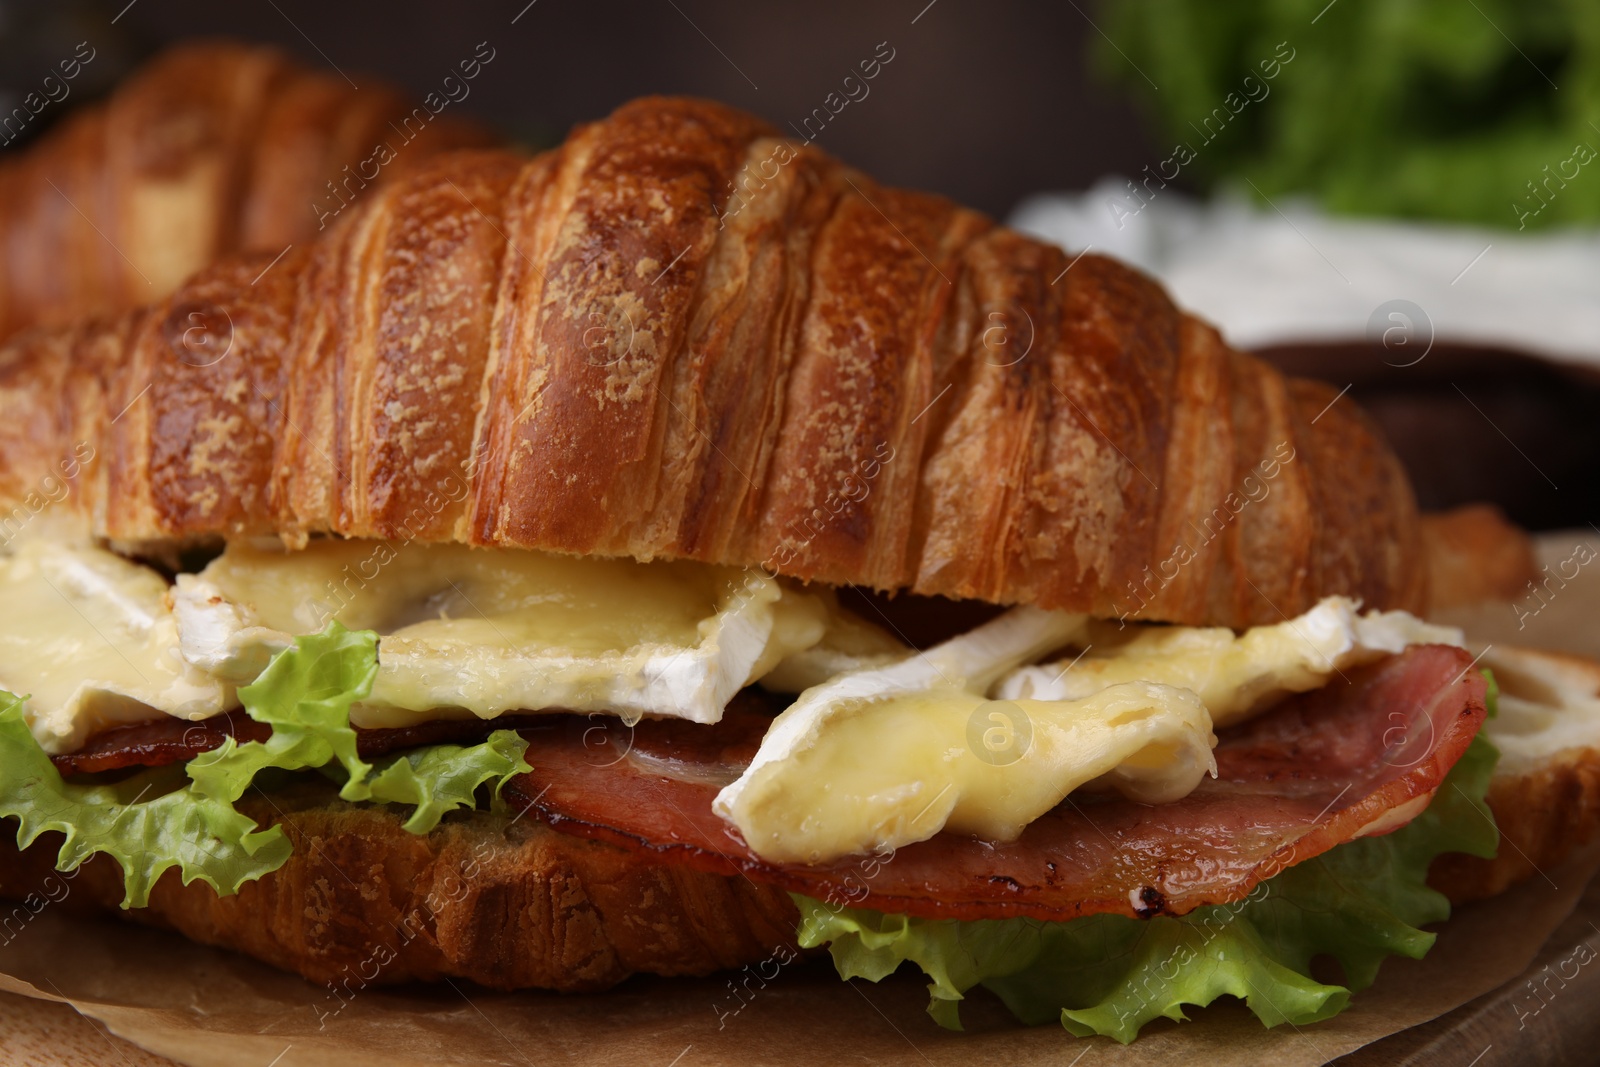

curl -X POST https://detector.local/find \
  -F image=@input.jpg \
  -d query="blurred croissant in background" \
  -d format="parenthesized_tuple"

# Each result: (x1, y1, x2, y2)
(0, 39, 497, 340)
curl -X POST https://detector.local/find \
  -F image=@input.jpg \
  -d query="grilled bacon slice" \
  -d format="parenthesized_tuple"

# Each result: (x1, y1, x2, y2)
(48, 646, 1485, 922)
(506, 644, 1487, 921)
(7, 644, 1487, 989)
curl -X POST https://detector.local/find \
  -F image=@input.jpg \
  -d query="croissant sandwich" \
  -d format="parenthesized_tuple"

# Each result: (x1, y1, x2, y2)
(0, 96, 1595, 1045)
(0, 39, 496, 341)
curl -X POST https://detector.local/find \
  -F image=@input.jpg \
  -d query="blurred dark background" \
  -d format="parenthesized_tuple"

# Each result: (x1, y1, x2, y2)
(0, 0, 1169, 218)
(0, 0, 1594, 531)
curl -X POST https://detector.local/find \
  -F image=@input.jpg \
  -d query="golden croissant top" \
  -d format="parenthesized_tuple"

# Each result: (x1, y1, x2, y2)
(0, 94, 1424, 628)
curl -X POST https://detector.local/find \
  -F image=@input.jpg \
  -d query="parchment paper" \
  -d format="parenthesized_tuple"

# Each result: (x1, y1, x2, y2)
(1335, 867, 1600, 1065)
(1, 531, 1597, 1067)
(1, 849, 1597, 1067)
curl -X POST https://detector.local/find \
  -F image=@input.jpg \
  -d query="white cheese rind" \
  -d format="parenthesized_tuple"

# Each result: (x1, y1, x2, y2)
(366, 571, 806, 724)
(3, 538, 904, 749)
(756, 594, 908, 693)
(170, 576, 293, 683)
(722, 605, 1088, 812)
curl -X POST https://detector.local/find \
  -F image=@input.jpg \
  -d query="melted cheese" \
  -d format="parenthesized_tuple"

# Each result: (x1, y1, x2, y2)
(719, 607, 1214, 863)
(0, 529, 1463, 873)
(756, 591, 908, 693)
(718, 596, 1458, 864)
(0, 538, 898, 748)
(1480, 646, 1600, 776)
(717, 678, 1215, 864)
(174, 540, 850, 726)
(0, 542, 230, 752)
(997, 598, 1464, 727)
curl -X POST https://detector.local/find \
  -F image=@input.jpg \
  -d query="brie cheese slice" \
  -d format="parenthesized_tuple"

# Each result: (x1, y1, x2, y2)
(998, 597, 1464, 727)
(1480, 646, 1600, 777)
(716, 607, 1218, 864)
(756, 590, 908, 693)
(0, 541, 231, 753)
(174, 540, 842, 726)
(716, 595, 1459, 864)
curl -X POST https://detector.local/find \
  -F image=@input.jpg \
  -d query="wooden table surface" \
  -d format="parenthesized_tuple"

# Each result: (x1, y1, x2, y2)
(0, 989, 177, 1066)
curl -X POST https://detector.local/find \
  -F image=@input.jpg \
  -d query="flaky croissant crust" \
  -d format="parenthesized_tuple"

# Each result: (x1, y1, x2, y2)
(0, 782, 798, 992)
(0, 96, 1423, 626)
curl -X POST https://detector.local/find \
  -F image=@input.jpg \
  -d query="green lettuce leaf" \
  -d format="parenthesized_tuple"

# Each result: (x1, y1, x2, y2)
(0, 691, 292, 909)
(186, 621, 379, 806)
(0, 623, 531, 908)
(798, 703, 1500, 1043)
(341, 731, 532, 834)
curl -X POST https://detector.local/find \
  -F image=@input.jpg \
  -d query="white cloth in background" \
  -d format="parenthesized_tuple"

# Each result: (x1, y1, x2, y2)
(1008, 178, 1600, 368)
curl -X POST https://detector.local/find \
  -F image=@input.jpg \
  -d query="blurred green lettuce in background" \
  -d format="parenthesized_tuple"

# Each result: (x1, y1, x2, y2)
(1096, 0, 1600, 230)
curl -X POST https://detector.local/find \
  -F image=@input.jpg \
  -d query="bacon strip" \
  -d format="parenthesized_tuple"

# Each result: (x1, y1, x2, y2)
(51, 711, 551, 776)
(48, 646, 1486, 923)
(49, 692, 783, 776)
(502, 645, 1487, 921)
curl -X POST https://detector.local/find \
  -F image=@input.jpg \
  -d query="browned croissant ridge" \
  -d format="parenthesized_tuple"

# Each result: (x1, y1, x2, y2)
(0, 95, 1423, 625)
(0, 39, 495, 339)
